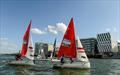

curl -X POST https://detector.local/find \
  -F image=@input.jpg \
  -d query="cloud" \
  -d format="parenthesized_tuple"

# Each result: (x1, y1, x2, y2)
(105, 28, 111, 32)
(118, 40, 120, 42)
(30, 22, 67, 35)
(0, 38, 18, 54)
(47, 25, 58, 34)
(0, 38, 8, 40)
(31, 28, 46, 35)
(56, 23, 67, 33)
(105, 27, 118, 32)
(47, 23, 67, 34)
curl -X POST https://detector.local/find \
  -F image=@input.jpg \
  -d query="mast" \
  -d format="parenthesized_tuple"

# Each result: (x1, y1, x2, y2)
(53, 38, 56, 57)
(50, 38, 56, 59)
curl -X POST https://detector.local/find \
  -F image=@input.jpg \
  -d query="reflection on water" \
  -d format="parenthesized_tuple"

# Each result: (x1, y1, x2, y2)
(90, 59, 120, 75)
(58, 68, 90, 75)
(106, 59, 120, 75)
(7, 65, 58, 75)
(15, 67, 90, 75)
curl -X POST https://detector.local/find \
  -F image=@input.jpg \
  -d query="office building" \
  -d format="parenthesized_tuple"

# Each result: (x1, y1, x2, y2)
(97, 32, 118, 54)
(118, 42, 120, 54)
(35, 42, 48, 58)
(80, 38, 98, 55)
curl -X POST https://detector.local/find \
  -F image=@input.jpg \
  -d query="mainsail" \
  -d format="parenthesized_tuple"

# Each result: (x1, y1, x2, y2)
(57, 18, 76, 59)
(20, 20, 32, 57)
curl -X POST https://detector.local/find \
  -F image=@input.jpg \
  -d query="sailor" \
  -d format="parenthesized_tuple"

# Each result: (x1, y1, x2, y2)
(70, 57, 73, 63)
(60, 54, 65, 65)
(15, 54, 21, 60)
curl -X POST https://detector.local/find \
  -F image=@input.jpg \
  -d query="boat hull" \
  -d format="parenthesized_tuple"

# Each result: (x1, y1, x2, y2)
(53, 61, 90, 69)
(34, 59, 60, 68)
(8, 60, 35, 66)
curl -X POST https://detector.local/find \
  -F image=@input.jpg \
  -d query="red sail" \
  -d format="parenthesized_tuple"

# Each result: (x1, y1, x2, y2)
(57, 18, 76, 59)
(20, 20, 32, 57)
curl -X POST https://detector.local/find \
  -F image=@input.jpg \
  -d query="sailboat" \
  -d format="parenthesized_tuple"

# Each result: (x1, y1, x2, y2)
(34, 39, 58, 68)
(53, 18, 90, 69)
(8, 20, 35, 66)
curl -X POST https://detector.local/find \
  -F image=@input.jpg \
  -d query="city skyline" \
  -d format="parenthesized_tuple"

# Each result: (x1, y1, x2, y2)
(0, 0, 120, 54)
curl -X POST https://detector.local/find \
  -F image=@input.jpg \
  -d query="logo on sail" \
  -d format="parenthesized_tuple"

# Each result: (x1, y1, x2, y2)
(62, 39, 71, 47)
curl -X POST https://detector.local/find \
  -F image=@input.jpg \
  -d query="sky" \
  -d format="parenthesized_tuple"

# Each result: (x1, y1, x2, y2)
(0, 0, 120, 54)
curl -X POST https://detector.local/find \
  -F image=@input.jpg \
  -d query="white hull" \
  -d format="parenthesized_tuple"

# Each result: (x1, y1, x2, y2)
(52, 59, 60, 63)
(53, 61, 90, 69)
(35, 59, 52, 68)
(8, 60, 35, 66)
(35, 58, 90, 69)
(34, 59, 60, 68)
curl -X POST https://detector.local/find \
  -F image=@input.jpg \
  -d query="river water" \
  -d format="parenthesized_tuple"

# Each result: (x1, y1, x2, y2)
(0, 54, 120, 75)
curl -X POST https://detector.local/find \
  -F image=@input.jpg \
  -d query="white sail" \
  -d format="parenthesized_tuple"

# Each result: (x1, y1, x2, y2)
(40, 49, 46, 59)
(50, 51, 53, 59)
(25, 34, 34, 60)
(76, 37, 89, 62)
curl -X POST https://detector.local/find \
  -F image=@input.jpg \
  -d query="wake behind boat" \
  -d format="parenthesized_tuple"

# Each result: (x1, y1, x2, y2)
(53, 18, 90, 69)
(8, 20, 35, 66)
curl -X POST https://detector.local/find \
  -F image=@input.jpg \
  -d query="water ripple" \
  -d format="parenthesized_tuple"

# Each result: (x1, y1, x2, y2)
(0, 55, 120, 75)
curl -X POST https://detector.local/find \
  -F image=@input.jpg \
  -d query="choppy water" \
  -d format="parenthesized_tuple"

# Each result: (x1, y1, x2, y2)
(0, 54, 120, 75)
